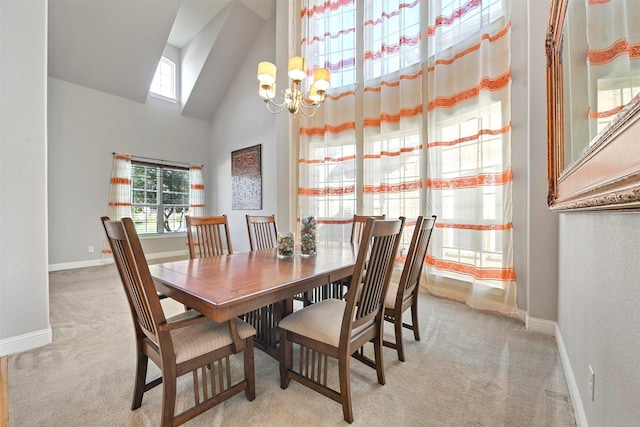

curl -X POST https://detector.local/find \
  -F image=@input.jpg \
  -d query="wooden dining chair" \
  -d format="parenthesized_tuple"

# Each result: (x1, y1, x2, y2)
(383, 215, 437, 362)
(186, 215, 233, 258)
(101, 216, 256, 427)
(246, 214, 278, 251)
(350, 214, 386, 244)
(279, 217, 405, 423)
(310, 213, 387, 304)
(243, 214, 291, 350)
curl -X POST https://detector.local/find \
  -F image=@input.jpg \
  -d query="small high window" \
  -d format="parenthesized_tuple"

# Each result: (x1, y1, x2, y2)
(150, 56, 176, 101)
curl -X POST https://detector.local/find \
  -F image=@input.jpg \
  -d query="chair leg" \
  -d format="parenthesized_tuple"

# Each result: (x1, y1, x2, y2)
(411, 299, 421, 341)
(131, 351, 148, 410)
(160, 366, 177, 427)
(338, 353, 353, 424)
(244, 338, 256, 401)
(279, 330, 292, 389)
(395, 315, 406, 362)
(373, 332, 386, 385)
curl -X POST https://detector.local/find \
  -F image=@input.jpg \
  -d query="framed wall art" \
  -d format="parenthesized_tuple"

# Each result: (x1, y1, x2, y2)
(231, 144, 262, 210)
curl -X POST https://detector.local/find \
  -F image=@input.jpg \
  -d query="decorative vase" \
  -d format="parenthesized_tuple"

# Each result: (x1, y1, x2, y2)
(277, 232, 295, 258)
(300, 216, 317, 257)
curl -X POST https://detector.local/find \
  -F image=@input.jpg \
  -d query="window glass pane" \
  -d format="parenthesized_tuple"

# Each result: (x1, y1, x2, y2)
(132, 206, 158, 234)
(150, 57, 176, 100)
(162, 168, 189, 205)
(364, 0, 421, 80)
(131, 162, 189, 234)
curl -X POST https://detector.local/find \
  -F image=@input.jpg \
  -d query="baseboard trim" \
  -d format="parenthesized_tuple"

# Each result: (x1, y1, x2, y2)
(555, 324, 588, 427)
(525, 315, 556, 335)
(0, 327, 51, 356)
(48, 250, 187, 272)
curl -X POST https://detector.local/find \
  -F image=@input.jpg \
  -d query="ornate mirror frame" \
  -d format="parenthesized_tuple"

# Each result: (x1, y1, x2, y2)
(547, 0, 640, 211)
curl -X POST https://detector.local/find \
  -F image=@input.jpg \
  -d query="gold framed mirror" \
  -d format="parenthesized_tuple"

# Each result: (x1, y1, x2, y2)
(547, 0, 640, 211)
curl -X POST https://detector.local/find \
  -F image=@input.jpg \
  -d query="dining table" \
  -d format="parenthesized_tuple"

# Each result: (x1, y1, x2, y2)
(149, 243, 358, 358)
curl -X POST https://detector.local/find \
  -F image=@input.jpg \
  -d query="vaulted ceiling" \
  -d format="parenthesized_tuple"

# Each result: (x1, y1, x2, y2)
(48, 0, 274, 121)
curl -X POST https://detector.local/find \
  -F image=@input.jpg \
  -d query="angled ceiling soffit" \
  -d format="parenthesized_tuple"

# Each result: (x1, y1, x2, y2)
(180, 1, 266, 121)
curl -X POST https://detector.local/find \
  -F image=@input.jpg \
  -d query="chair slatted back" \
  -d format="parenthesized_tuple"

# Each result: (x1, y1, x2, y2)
(350, 214, 386, 244)
(246, 215, 278, 251)
(101, 216, 165, 345)
(343, 217, 404, 336)
(186, 215, 233, 259)
(398, 215, 437, 304)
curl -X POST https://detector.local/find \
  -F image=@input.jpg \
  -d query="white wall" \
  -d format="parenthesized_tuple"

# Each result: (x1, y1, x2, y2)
(209, 13, 287, 252)
(558, 211, 640, 426)
(47, 77, 212, 267)
(525, 0, 560, 324)
(0, 0, 50, 355)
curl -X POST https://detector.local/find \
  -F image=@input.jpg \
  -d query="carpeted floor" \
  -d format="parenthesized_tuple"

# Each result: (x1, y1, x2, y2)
(8, 264, 576, 426)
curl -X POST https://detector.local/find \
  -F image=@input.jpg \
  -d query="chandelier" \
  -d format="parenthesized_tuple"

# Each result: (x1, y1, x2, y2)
(257, 59, 330, 117)
(256, 1, 330, 117)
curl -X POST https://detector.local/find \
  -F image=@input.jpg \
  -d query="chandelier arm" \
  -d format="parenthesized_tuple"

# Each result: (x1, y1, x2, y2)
(265, 99, 288, 114)
(299, 101, 320, 115)
(298, 105, 318, 118)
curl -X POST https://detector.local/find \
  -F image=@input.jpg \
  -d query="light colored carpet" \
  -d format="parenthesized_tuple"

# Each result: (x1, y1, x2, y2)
(8, 264, 575, 426)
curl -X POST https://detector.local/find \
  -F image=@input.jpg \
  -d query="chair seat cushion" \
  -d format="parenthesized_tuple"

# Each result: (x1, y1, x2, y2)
(384, 281, 399, 309)
(279, 299, 346, 347)
(169, 310, 256, 364)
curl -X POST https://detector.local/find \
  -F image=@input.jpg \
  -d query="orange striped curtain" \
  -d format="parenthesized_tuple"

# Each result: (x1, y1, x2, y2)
(585, 0, 640, 139)
(299, 0, 358, 243)
(362, 0, 423, 254)
(102, 153, 132, 258)
(189, 164, 205, 217)
(425, 0, 518, 315)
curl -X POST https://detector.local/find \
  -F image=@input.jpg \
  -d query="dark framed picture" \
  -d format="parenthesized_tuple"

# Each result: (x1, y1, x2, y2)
(231, 144, 262, 210)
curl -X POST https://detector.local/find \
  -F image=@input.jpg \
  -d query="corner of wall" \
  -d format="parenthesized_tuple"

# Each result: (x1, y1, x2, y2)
(555, 323, 588, 427)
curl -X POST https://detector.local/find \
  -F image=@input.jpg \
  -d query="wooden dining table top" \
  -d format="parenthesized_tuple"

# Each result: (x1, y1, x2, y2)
(149, 244, 358, 323)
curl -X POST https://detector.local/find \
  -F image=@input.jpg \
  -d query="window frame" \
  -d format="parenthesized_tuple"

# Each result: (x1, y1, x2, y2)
(130, 160, 190, 235)
(149, 56, 177, 103)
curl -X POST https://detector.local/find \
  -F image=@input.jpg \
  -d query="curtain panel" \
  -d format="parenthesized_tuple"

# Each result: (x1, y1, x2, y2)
(300, 0, 358, 243)
(298, 0, 520, 317)
(189, 164, 205, 217)
(425, 0, 517, 315)
(102, 153, 132, 258)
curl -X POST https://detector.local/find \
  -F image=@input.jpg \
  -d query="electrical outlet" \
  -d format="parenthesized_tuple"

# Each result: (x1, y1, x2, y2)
(88, 246, 94, 253)
(588, 365, 595, 401)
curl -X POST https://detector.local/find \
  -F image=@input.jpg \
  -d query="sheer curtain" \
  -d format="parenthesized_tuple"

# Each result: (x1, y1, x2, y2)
(102, 153, 132, 258)
(585, 0, 640, 139)
(189, 164, 205, 217)
(425, 0, 518, 316)
(298, 0, 519, 316)
(299, 0, 357, 243)
(362, 0, 423, 253)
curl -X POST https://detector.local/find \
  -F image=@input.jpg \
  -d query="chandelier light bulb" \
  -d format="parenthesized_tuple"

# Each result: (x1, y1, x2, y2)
(308, 84, 322, 103)
(259, 82, 275, 99)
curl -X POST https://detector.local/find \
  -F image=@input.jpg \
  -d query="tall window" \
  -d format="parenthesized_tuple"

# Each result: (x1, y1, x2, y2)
(299, 0, 518, 316)
(131, 162, 189, 234)
(300, 0, 423, 251)
(150, 56, 176, 101)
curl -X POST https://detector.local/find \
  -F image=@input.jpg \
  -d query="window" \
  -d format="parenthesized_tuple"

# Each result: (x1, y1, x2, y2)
(300, 0, 423, 245)
(427, 0, 505, 58)
(303, 0, 357, 88)
(363, 0, 421, 80)
(131, 162, 189, 234)
(149, 56, 176, 101)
